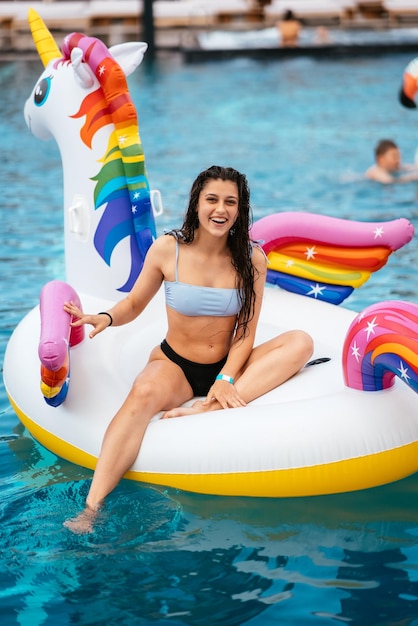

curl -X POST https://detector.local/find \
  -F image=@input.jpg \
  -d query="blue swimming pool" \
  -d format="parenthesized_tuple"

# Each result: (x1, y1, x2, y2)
(1, 51, 418, 625)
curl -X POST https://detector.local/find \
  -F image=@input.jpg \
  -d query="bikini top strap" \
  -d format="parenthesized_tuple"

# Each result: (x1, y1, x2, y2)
(175, 238, 180, 282)
(163, 230, 181, 281)
(251, 240, 269, 264)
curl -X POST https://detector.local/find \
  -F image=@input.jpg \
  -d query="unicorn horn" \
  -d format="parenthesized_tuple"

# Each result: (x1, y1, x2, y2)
(28, 8, 61, 67)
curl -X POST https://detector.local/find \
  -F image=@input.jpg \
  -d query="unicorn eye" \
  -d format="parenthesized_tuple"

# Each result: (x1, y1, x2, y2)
(34, 76, 52, 106)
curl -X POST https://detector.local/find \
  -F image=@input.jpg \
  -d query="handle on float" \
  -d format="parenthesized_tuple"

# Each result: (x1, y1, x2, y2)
(151, 189, 163, 217)
(68, 195, 90, 242)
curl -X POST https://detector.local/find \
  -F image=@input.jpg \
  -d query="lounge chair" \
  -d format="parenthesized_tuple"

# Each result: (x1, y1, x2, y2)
(264, 0, 356, 26)
(384, 0, 418, 26)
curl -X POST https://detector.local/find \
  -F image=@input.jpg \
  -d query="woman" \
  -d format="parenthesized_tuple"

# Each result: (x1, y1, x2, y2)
(277, 9, 301, 48)
(64, 165, 313, 533)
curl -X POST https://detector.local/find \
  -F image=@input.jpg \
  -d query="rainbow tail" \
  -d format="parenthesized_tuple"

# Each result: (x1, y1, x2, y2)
(343, 300, 418, 392)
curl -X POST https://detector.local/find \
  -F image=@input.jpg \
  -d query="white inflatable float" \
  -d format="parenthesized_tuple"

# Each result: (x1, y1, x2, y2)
(3, 10, 418, 498)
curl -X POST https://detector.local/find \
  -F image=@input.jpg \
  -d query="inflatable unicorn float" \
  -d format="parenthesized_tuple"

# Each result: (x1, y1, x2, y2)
(3, 9, 418, 498)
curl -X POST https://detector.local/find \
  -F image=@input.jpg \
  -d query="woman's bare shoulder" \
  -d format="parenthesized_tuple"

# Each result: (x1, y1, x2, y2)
(150, 232, 177, 255)
(251, 242, 267, 263)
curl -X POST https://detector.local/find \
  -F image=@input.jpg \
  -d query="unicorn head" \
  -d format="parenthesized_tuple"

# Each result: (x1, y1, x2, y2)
(24, 9, 156, 300)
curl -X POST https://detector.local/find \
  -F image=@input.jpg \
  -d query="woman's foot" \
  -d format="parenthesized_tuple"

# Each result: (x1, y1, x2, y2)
(162, 399, 215, 419)
(63, 504, 100, 534)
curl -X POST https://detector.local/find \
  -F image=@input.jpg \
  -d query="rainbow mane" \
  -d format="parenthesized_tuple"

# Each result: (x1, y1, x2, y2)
(61, 33, 155, 292)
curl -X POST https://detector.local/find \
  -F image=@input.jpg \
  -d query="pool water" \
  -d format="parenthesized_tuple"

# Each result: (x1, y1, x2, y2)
(1, 51, 418, 625)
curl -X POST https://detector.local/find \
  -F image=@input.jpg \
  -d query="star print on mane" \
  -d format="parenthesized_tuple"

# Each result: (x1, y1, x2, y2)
(62, 32, 156, 292)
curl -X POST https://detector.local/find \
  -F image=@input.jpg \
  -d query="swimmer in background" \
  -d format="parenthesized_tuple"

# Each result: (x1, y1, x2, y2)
(277, 9, 301, 47)
(314, 26, 331, 45)
(365, 139, 418, 184)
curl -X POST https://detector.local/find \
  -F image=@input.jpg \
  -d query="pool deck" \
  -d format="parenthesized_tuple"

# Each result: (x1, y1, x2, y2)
(1, 1, 418, 61)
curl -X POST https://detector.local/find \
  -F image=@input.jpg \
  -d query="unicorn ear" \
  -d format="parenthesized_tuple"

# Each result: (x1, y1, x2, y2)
(71, 47, 95, 88)
(109, 42, 148, 76)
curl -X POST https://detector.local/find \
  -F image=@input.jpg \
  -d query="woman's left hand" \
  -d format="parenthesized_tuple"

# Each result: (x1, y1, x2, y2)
(202, 380, 246, 410)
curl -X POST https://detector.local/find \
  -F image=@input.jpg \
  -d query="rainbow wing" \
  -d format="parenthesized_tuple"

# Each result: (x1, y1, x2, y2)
(250, 212, 414, 305)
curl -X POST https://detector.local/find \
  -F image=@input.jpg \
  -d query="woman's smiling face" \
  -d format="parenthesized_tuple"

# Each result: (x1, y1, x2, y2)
(196, 178, 239, 236)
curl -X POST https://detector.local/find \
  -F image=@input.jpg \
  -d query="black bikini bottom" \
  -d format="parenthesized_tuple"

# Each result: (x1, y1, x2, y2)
(160, 339, 227, 397)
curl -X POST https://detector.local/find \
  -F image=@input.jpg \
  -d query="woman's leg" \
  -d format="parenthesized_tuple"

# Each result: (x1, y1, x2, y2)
(164, 330, 313, 419)
(64, 352, 193, 533)
(234, 330, 313, 403)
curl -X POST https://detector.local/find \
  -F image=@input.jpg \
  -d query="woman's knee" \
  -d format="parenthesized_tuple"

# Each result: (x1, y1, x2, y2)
(129, 377, 157, 406)
(292, 330, 314, 362)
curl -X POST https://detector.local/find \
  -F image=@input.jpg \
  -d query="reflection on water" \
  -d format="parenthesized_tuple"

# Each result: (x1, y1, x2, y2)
(1, 53, 418, 625)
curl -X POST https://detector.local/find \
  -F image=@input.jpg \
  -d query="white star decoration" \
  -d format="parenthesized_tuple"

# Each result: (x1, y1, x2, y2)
(373, 226, 384, 238)
(133, 192, 140, 200)
(285, 260, 294, 267)
(119, 135, 127, 145)
(131, 205, 137, 214)
(307, 284, 325, 298)
(364, 316, 378, 340)
(351, 341, 361, 362)
(305, 246, 316, 260)
(398, 361, 410, 382)
(98, 65, 106, 76)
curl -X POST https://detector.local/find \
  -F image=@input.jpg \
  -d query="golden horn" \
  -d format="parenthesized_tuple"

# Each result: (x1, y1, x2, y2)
(28, 8, 61, 67)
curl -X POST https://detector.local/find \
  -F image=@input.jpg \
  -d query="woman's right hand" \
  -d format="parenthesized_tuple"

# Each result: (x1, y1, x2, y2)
(63, 301, 111, 339)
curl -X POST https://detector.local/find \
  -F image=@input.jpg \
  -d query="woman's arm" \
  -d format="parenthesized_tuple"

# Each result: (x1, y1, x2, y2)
(64, 236, 171, 338)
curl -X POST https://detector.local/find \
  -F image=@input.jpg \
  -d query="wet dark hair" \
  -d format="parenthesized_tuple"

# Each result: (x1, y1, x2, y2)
(375, 139, 398, 158)
(283, 9, 296, 21)
(168, 165, 257, 339)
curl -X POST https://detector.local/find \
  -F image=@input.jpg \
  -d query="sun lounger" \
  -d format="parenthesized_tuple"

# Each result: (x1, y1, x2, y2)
(384, 0, 418, 26)
(153, 1, 262, 28)
(153, 1, 213, 28)
(264, 0, 356, 26)
(8, 1, 90, 31)
(87, 0, 142, 42)
(2, 1, 90, 51)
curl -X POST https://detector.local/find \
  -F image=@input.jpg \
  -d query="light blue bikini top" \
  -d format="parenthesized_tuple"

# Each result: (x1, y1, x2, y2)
(164, 239, 242, 317)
